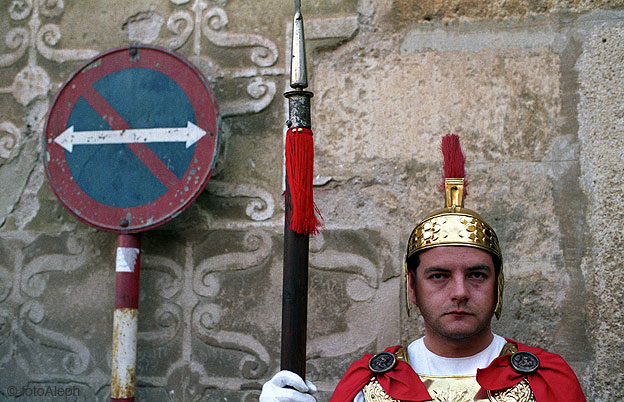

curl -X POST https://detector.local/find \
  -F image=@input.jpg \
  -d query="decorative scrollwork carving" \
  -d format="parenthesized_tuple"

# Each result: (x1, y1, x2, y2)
(192, 303, 270, 379)
(36, 23, 99, 63)
(247, 76, 274, 100)
(9, 0, 33, 21)
(39, 23, 61, 47)
(205, 7, 227, 31)
(0, 309, 12, 366)
(242, 390, 261, 402)
(205, 181, 275, 221)
(19, 301, 90, 375)
(193, 230, 272, 297)
(0, 309, 12, 340)
(164, 0, 281, 120)
(220, 77, 276, 116)
(195, 267, 220, 298)
(165, 361, 210, 402)
(0, 122, 19, 160)
(240, 352, 269, 380)
(310, 237, 379, 292)
(201, 7, 278, 67)
(0, 265, 11, 303)
(143, 255, 184, 300)
(39, 0, 64, 18)
(138, 302, 183, 348)
(0, 28, 29, 68)
(167, 10, 194, 49)
(197, 303, 220, 329)
(21, 236, 89, 298)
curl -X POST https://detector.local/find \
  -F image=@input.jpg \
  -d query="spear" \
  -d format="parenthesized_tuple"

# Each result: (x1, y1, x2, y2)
(281, 0, 321, 378)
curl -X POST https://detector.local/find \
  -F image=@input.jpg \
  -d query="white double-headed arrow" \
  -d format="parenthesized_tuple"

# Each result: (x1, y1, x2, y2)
(54, 121, 206, 152)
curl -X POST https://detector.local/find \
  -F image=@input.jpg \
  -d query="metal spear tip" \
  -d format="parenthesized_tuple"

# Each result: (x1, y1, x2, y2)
(290, 0, 308, 89)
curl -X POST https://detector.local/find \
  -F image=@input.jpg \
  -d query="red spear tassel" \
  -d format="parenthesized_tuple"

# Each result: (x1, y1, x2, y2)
(441, 134, 469, 196)
(285, 127, 323, 235)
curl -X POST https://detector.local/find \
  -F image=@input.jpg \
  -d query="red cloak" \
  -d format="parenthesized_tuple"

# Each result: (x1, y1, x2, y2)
(330, 340, 585, 402)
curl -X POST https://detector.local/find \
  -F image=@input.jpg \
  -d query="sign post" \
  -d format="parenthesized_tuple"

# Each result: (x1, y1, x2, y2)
(112, 233, 141, 401)
(43, 45, 220, 401)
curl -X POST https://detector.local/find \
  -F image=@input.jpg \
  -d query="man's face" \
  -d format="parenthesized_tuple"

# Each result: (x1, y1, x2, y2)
(408, 246, 497, 343)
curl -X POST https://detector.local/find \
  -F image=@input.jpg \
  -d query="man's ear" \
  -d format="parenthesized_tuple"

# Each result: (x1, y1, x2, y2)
(407, 270, 418, 306)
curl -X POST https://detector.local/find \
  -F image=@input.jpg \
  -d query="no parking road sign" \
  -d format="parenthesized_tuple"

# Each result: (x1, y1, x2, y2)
(44, 45, 220, 233)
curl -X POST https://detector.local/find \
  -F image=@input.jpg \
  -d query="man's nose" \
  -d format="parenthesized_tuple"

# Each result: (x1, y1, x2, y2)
(450, 277, 469, 302)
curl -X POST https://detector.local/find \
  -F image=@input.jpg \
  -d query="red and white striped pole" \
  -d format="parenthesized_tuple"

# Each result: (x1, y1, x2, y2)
(111, 234, 141, 401)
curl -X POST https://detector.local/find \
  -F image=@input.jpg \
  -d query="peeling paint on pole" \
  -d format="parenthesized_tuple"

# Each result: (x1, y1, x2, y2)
(111, 234, 141, 401)
(111, 308, 138, 399)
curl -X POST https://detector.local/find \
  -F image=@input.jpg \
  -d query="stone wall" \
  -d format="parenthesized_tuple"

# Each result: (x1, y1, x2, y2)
(0, 0, 622, 401)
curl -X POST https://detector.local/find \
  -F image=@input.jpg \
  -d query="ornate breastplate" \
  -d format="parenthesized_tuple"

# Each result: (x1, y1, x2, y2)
(488, 378, 535, 402)
(361, 344, 536, 402)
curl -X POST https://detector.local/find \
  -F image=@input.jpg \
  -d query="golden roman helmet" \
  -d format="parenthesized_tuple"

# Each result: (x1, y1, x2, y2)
(405, 136, 504, 319)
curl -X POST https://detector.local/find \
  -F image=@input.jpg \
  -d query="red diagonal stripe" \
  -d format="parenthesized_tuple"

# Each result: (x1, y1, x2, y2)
(81, 86, 181, 191)
(125, 143, 181, 190)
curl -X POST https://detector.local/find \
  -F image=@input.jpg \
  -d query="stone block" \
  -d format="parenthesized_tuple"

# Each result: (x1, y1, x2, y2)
(577, 20, 624, 402)
(381, 0, 624, 25)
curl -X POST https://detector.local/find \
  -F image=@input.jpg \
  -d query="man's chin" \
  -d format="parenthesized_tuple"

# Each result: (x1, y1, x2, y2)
(439, 330, 480, 340)
(435, 321, 484, 340)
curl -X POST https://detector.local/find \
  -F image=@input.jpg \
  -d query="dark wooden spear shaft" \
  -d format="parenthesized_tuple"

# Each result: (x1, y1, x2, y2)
(281, 0, 313, 378)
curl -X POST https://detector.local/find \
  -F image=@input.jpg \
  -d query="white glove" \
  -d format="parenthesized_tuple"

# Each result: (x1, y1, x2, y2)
(259, 370, 318, 402)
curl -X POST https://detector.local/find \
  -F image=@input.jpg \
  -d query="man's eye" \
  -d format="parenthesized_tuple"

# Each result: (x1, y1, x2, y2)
(430, 273, 445, 280)
(470, 272, 486, 279)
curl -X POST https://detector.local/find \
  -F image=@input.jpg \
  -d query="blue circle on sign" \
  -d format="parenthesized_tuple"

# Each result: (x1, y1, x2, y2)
(66, 68, 195, 208)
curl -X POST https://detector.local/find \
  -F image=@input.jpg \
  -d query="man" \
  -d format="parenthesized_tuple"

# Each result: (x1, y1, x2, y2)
(260, 136, 586, 402)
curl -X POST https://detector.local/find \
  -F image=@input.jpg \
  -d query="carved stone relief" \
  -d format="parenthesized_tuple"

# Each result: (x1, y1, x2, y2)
(0, 0, 98, 164)
(160, 0, 280, 118)
(202, 180, 275, 223)
(0, 232, 106, 399)
(0, 226, 397, 400)
(0, 0, 360, 225)
(0, 1, 366, 400)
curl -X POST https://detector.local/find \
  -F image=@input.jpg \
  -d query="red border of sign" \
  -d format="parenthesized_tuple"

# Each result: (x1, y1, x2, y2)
(43, 45, 220, 233)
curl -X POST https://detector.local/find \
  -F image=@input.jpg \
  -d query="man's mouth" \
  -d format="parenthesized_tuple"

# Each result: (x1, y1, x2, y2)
(445, 310, 472, 316)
